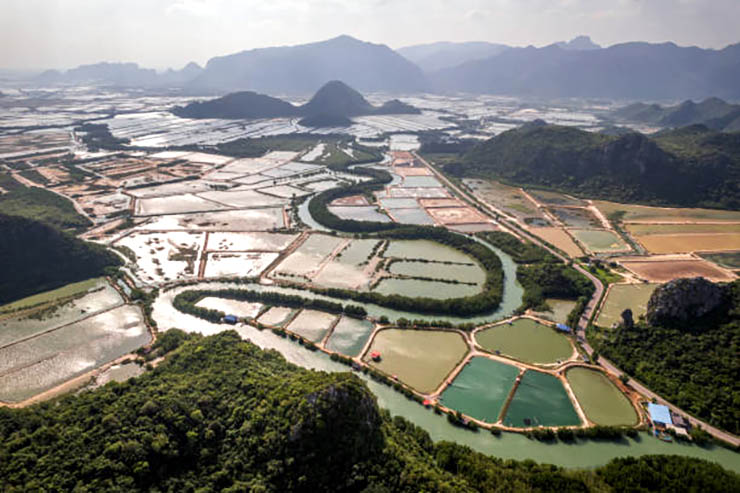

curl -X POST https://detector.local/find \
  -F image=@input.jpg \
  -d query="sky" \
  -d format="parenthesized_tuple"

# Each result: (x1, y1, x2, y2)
(1, 0, 738, 70)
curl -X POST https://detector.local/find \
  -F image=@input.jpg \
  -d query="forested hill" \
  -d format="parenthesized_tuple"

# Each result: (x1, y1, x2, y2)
(455, 122, 740, 209)
(0, 214, 121, 304)
(1, 330, 737, 492)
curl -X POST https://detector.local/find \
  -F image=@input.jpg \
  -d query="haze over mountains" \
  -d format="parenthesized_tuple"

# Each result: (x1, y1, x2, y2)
(28, 35, 740, 101)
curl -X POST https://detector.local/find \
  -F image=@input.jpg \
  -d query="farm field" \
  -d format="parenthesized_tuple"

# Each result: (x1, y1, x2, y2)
(286, 309, 337, 342)
(571, 229, 630, 253)
(567, 368, 637, 426)
(595, 283, 659, 329)
(618, 258, 735, 282)
(528, 227, 584, 257)
(462, 178, 544, 221)
(0, 277, 104, 313)
(475, 318, 573, 364)
(325, 316, 375, 357)
(439, 357, 520, 424)
(633, 233, 740, 254)
(593, 201, 740, 223)
(625, 223, 740, 235)
(700, 252, 740, 269)
(549, 207, 601, 229)
(364, 329, 468, 394)
(502, 370, 581, 428)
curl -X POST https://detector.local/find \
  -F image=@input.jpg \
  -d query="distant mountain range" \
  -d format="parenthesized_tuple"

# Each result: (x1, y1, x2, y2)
(172, 80, 420, 127)
(36, 62, 203, 88)
(612, 97, 740, 131)
(28, 35, 740, 100)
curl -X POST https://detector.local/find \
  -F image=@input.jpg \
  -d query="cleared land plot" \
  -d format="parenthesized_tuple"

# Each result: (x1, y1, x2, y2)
(272, 234, 344, 279)
(419, 198, 464, 208)
(594, 201, 740, 223)
(195, 297, 262, 319)
(286, 309, 337, 343)
(137, 208, 285, 231)
(197, 189, 287, 208)
(379, 197, 419, 208)
(325, 316, 374, 357)
(204, 252, 278, 278)
(388, 207, 435, 225)
(328, 206, 392, 223)
(256, 306, 294, 327)
(384, 240, 475, 264)
(619, 259, 735, 282)
(136, 194, 228, 216)
(530, 299, 577, 325)
(128, 181, 222, 199)
(528, 189, 585, 207)
(116, 231, 204, 283)
(529, 227, 584, 257)
(0, 305, 149, 403)
(633, 233, 740, 254)
(385, 187, 449, 199)
(258, 185, 310, 199)
(439, 357, 519, 423)
(0, 283, 122, 348)
(567, 368, 637, 426)
(364, 329, 468, 394)
(595, 283, 659, 329)
(400, 175, 443, 188)
(0, 277, 104, 313)
(502, 370, 581, 428)
(626, 223, 740, 235)
(700, 252, 740, 270)
(475, 318, 573, 365)
(464, 179, 543, 221)
(207, 232, 298, 252)
(571, 229, 630, 253)
(550, 207, 601, 229)
(373, 278, 480, 299)
(426, 206, 488, 225)
(331, 195, 369, 206)
(389, 261, 485, 285)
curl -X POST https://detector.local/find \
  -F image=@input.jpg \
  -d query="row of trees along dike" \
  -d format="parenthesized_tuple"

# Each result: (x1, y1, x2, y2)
(173, 288, 368, 323)
(304, 154, 505, 318)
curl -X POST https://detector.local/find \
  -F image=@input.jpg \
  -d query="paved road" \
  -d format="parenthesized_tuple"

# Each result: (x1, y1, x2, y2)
(415, 152, 740, 447)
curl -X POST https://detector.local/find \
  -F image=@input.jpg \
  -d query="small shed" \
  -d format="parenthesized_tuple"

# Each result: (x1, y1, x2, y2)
(648, 403, 673, 426)
(223, 314, 238, 325)
(556, 323, 571, 333)
(370, 351, 382, 362)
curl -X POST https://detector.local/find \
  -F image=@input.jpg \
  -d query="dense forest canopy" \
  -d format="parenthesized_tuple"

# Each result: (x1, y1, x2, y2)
(1, 330, 737, 492)
(0, 213, 121, 304)
(453, 122, 740, 209)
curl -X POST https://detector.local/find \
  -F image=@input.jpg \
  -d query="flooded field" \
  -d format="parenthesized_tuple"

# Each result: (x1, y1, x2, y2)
(137, 208, 285, 231)
(0, 305, 149, 403)
(272, 234, 343, 278)
(204, 252, 279, 278)
(207, 232, 298, 252)
(440, 357, 519, 423)
(502, 370, 581, 428)
(475, 319, 573, 364)
(550, 207, 600, 229)
(389, 261, 486, 285)
(384, 240, 475, 263)
(567, 368, 637, 426)
(116, 231, 205, 283)
(0, 277, 105, 313)
(136, 194, 228, 216)
(571, 229, 629, 253)
(286, 309, 337, 342)
(195, 297, 263, 318)
(0, 282, 123, 347)
(328, 205, 392, 222)
(373, 278, 480, 299)
(256, 306, 295, 327)
(529, 227, 584, 257)
(595, 283, 659, 329)
(364, 329, 468, 394)
(325, 316, 374, 357)
(530, 299, 577, 325)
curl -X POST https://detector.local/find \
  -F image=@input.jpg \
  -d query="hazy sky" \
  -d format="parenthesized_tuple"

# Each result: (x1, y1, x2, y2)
(1, 0, 738, 70)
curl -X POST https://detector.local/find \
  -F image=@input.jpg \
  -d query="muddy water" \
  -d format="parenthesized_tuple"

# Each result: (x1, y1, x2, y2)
(502, 370, 581, 428)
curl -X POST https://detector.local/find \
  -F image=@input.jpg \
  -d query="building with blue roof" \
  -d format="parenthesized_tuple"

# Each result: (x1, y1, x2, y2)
(223, 314, 238, 325)
(555, 323, 571, 333)
(647, 403, 673, 426)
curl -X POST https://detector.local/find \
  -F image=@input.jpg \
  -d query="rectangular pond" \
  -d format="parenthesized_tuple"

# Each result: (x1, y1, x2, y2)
(475, 318, 573, 365)
(286, 309, 337, 342)
(440, 357, 519, 423)
(325, 316, 375, 357)
(502, 370, 581, 428)
(567, 367, 637, 427)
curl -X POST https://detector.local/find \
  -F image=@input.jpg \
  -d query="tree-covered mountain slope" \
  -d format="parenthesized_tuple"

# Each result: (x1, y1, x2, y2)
(455, 121, 740, 209)
(0, 213, 121, 304)
(1, 330, 737, 492)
